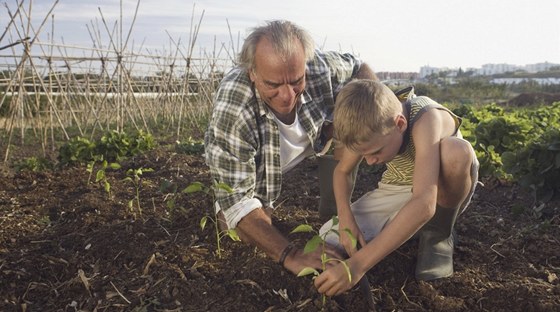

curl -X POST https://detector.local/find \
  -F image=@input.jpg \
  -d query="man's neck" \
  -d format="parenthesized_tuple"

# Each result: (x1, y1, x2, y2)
(273, 109, 296, 124)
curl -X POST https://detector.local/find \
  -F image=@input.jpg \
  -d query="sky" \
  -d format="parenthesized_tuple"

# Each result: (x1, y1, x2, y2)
(6, 0, 560, 72)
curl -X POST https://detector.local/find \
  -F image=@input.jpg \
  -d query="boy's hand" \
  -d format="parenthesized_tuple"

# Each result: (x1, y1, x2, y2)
(314, 258, 362, 296)
(338, 214, 366, 257)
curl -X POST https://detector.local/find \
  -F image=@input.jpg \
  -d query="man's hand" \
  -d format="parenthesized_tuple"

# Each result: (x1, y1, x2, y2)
(283, 243, 344, 275)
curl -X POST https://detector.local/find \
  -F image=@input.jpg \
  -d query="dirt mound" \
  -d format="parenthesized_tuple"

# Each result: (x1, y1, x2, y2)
(506, 92, 560, 106)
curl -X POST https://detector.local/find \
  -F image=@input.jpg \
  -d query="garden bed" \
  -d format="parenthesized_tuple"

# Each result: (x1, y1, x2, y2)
(0, 147, 559, 311)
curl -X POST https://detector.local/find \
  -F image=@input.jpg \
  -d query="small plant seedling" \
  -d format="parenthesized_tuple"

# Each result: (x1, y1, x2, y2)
(159, 178, 180, 213)
(86, 156, 121, 197)
(183, 181, 240, 258)
(123, 167, 154, 217)
(290, 216, 357, 305)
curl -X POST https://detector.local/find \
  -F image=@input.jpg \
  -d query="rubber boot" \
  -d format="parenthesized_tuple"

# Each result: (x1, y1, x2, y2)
(415, 157, 480, 281)
(317, 155, 357, 219)
(415, 205, 459, 281)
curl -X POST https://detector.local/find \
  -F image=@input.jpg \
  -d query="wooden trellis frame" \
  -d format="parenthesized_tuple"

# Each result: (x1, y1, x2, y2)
(0, 0, 237, 162)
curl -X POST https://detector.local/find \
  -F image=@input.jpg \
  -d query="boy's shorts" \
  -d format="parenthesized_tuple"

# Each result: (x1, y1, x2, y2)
(320, 144, 480, 249)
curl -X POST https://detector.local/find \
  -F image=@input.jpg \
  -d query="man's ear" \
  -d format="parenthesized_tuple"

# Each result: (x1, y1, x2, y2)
(395, 114, 407, 133)
(249, 70, 256, 83)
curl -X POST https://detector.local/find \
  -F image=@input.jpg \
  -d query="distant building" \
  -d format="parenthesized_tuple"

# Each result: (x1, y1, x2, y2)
(477, 63, 521, 76)
(419, 62, 560, 78)
(525, 62, 559, 73)
(419, 66, 441, 79)
(376, 71, 418, 81)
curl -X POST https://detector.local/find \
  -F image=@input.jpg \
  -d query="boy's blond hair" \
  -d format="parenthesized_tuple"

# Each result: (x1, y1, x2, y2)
(334, 80, 402, 150)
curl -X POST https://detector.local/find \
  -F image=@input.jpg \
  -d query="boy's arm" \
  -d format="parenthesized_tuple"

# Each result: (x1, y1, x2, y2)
(333, 147, 365, 254)
(316, 109, 450, 296)
(351, 109, 447, 279)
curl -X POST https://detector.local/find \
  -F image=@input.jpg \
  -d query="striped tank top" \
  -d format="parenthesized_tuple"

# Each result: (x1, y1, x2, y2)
(380, 96, 462, 186)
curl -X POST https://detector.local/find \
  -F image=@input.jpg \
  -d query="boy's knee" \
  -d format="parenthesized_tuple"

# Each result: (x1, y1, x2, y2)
(440, 138, 475, 175)
(438, 138, 477, 207)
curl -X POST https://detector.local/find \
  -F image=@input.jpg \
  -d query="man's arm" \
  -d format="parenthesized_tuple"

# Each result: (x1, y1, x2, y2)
(235, 208, 289, 262)
(235, 206, 343, 274)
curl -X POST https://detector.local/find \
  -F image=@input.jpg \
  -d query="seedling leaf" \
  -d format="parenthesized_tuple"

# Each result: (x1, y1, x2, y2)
(297, 267, 319, 277)
(342, 228, 358, 249)
(214, 182, 234, 194)
(95, 170, 105, 183)
(183, 182, 204, 193)
(304, 235, 322, 254)
(226, 229, 241, 241)
(290, 224, 314, 234)
(200, 216, 208, 230)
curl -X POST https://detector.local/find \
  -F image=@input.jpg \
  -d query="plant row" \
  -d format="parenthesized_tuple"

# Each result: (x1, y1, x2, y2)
(452, 101, 560, 210)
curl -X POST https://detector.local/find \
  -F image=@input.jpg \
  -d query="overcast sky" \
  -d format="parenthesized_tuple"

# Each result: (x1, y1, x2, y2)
(8, 0, 560, 72)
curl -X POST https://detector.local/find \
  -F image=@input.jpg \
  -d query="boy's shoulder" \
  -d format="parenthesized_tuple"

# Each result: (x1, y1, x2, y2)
(408, 96, 442, 111)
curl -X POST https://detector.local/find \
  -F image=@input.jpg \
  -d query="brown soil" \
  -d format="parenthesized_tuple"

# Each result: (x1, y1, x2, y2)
(1, 146, 559, 312)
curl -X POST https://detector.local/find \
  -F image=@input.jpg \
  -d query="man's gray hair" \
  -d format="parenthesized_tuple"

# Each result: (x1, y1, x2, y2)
(238, 20, 315, 71)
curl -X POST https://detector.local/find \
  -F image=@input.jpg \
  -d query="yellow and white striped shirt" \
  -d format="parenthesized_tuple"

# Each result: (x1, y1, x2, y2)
(380, 96, 462, 186)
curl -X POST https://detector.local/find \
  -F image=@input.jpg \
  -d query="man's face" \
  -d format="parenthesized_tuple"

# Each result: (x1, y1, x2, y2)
(249, 37, 306, 122)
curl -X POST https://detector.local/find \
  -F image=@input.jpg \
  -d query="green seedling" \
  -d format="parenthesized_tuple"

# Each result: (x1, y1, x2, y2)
(86, 156, 121, 197)
(290, 216, 357, 306)
(159, 178, 180, 213)
(123, 167, 154, 217)
(184, 181, 240, 258)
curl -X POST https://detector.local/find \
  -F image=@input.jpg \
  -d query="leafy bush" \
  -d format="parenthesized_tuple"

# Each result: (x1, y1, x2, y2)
(14, 156, 53, 172)
(474, 115, 533, 155)
(502, 129, 560, 204)
(58, 137, 97, 165)
(453, 102, 560, 183)
(97, 130, 155, 162)
(58, 130, 156, 165)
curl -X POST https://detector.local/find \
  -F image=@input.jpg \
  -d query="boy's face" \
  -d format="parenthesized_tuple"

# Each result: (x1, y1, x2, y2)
(355, 115, 407, 166)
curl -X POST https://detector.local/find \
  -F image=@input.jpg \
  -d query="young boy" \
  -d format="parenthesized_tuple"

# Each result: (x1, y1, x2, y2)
(314, 80, 480, 296)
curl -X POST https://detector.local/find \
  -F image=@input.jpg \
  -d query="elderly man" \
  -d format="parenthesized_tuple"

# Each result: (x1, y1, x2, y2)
(204, 20, 377, 275)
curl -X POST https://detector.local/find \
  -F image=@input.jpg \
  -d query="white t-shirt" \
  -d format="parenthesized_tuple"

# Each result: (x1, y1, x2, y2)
(273, 109, 314, 173)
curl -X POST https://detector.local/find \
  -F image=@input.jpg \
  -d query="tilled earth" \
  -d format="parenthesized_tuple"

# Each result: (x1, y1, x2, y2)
(0, 146, 559, 311)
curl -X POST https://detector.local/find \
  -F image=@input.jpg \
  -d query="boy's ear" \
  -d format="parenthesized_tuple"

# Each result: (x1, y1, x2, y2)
(395, 114, 407, 133)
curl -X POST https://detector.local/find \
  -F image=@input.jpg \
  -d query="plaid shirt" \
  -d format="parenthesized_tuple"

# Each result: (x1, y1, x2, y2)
(204, 49, 362, 227)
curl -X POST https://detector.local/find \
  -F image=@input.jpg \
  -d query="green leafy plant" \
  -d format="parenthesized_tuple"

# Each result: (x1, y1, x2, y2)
(86, 156, 121, 197)
(159, 178, 180, 213)
(175, 137, 205, 155)
(183, 181, 240, 258)
(291, 216, 356, 305)
(123, 167, 154, 217)
(58, 136, 96, 165)
(58, 130, 155, 166)
(502, 128, 560, 212)
(14, 156, 52, 172)
(98, 130, 156, 162)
